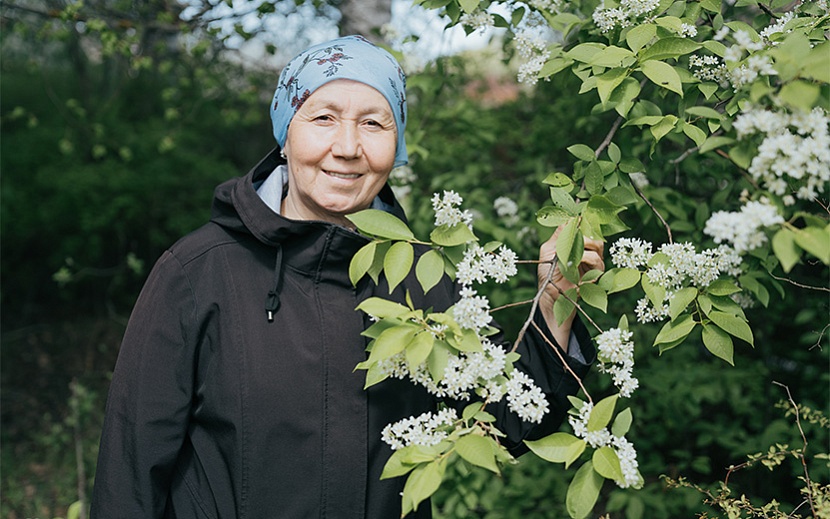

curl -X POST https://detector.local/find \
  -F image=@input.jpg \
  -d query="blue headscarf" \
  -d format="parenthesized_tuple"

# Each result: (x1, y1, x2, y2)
(270, 35, 408, 168)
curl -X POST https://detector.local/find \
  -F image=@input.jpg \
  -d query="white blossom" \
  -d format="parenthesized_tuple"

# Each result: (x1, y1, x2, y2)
(613, 435, 641, 488)
(432, 190, 474, 228)
(455, 244, 518, 286)
(505, 370, 549, 423)
(514, 29, 550, 85)
(460, 10, 495, 33)
(610, 237, 653, 269)
(453, 286, 492, 332)
(680, 23, 698, 38)
(592, 0, 660, 32)
(596, 328, 639, 397)
(704, 198, 784, 253)
(732, 107, 830, 201)
(381, 408, 458, 450)
(494, 196, 520, 227)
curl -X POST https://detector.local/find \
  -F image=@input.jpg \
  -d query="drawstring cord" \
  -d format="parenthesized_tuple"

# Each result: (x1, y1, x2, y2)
(265, 245, 284, 322)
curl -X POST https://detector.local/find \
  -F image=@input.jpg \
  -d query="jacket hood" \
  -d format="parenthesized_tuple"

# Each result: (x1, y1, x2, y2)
(211, 147, 408, 246)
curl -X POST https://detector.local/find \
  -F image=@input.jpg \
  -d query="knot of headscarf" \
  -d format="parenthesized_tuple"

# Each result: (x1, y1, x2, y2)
(270, 35, 408, 168)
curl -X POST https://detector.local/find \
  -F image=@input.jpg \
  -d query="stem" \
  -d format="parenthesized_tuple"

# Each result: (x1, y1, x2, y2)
(511, 259, 555, 353)
(531, 320, 592, 404)
(772, 381, 816, 517)
(769, 273, 830, 293)
(714, 149, 761, 189)
(628, 176, 674, 244)
(490, 299, 533, 313)
(595, 116, 624, 158)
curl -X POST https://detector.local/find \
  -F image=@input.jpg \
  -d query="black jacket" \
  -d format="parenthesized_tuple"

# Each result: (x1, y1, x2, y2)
(91, 149, 595, 518)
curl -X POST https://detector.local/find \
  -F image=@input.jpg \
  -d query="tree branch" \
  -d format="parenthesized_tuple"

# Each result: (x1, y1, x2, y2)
(769, 274, 830, 293)
(511, 259, 555, 353)
(595, 116, 624, 158)
(628, 175, 674, 244)
(772, 381, 817, 517)
(531, 320, 592, 404)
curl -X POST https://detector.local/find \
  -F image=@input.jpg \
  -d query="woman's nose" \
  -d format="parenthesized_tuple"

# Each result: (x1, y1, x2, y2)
(331, 123, 361, 159)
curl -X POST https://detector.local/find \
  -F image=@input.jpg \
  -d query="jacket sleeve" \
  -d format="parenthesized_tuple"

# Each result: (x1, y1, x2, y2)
(490, 310, 595, 456)
(90, 251, 196, 518)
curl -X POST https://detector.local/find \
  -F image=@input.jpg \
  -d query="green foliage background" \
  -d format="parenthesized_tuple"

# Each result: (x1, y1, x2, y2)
(1, 4, 827, 519)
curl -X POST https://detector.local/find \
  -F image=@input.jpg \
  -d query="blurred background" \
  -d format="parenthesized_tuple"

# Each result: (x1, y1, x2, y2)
(2, 1, 827, 517)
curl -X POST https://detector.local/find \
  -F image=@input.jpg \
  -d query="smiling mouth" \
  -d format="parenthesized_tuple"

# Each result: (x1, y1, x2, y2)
(325, 171, 361, 180)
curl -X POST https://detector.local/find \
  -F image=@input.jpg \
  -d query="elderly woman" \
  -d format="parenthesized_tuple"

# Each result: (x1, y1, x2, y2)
(91, 36, 602, 518)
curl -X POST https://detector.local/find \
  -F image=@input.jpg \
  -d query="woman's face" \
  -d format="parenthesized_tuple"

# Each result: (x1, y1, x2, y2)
(282, 79, 397, 225)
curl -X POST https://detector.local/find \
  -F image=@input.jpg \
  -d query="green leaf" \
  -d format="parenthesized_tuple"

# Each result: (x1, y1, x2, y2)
(597, 68, 629, 105)
(701, 0, 721, 12)
(455, 434, 500, 473)
(406, 331, 435, 369)
(619, 157, 646, 173)
(639, 37, 701, 61)
(708, 311, 754, 346)
(384, 241, 414, 294)
(526, 432, 587, 469)
(554, 288, 577, 326)
(427, 341, 451, 382)
(347, 209, 415, 240)
(685, 106, 723, 120)
(462, 402, 484, 422)
(568, 144, 596, 161)
(363, 361, 391, 389)
(609, 77, 641, 117)
(459, 0, 479, 13)
(698, 135, 735, 154)
(550, 187, 579, 214)
(655, 15, 683, 33)
(626, 24, 656, 53)
(350, 241, 376, 286)
(402, 459, 445, 514)
(602, 268, 642, 294)
(368, 325, 417, 363)
(772, 228, 801, 272)
(565, 42, 606, 63)
(653, 314, 696, 346)
(537, 206, 573, 228)
(543, 172, 576, 189)
(611, 408, 633, 437)
(779, 80, 820, 112)
(416, 249, 444, 294)
(681, 122, 707, 147)
(793, 225, 830, 264)
(584, 161, 604, 195)
(587, 394, 619, 432)
(566, 461, 604, 519)
(430, 222, 477, 247)
(557, 220, 584, 283)
(589, 46, 636, 68)
(702, 323, 734, 365)
(593, 446, 624, 482)
(707, 279, 741, 296)
(356, 297, 409, 319)
(669, 287, 697, 319)
(381, 447, 421, 479)
(640, 60, 683, 95)
(579, 283, 607, 312)
(649, 115, 679, 142)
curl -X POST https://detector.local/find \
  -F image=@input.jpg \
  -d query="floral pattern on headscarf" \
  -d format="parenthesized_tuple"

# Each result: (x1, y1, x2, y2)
(270, 35, 408, 168)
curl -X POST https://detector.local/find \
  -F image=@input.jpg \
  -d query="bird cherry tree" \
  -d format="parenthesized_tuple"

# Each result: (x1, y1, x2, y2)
(348, 0, 829, 517)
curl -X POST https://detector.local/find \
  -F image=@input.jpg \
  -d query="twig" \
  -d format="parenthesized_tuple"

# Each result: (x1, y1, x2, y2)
(628, 177, 674, 243)
(772, 381, 816, 517)
(595, 116, 624, 158)
(552, 285, 604, 334)
(769, 274, 830, 292)
(670, 145, 699, 164)
(511, 259, 555, 353)
(490, 299, 533, 312)
(531, 320, 592, 404)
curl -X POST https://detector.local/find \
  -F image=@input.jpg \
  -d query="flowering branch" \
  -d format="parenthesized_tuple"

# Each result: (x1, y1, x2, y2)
(769, 273, 830, 293)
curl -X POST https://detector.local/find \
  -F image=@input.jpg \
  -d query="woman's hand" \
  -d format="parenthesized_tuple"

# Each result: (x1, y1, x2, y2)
(537, 225, 605, 351)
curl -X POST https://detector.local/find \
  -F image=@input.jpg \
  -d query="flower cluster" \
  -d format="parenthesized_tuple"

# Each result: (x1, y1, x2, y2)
(494, 196, 520, 227)
(704, 198, 785, 253)
(759, 11, 795, 43)
(732, 107, 830, 201)
(679, 23, 697, 38)
(514, 29, 550, 85)
(688, 54, 730, 87)
(720, 28, 777, 89)
(432, 190, 474, 228)
(592, 0, 660, 33)
(453, 286, 492, 331)
(596, 328, 638, 397)
(568, 402, 640, 488)
(459, 10, 495, 33)
(381, 408, 458, 450)
(379, 337, 547, 422)
(456, 244, 518, 286)
(610, 238, 743, 323)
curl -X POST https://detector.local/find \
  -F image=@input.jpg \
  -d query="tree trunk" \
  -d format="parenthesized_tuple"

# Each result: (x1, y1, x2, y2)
(338, 0, 392, 43)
